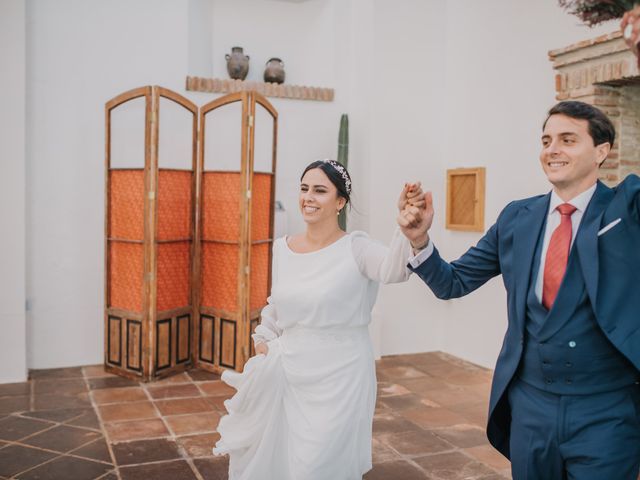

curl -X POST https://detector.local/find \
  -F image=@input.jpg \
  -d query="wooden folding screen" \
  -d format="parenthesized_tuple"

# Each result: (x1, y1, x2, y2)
(105, 86, 277, 380)
(196, 91, 278, 374)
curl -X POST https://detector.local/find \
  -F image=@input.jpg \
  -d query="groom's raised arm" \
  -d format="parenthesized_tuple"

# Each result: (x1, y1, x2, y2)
(397, 186, 501, 299)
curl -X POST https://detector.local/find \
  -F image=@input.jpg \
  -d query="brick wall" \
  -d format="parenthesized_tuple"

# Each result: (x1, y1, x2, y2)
(549, 32, 640, 185)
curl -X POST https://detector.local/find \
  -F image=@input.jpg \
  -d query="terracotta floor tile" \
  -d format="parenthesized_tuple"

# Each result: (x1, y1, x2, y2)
(119, 459, 198, 480)
(379, 393, 433, 411)
(398, 375, 455, 395)
(176, 432, 220, 457)
(33, 378, 87, 395)
(29, 367, 84, 380)
(66, 409, 101, 430)
(82, 365, 114, 378)
(187, 369, 221, 382)
(98, 401, 158, 423)
(104, 418, 169, 442)
(421, 385, 478, 408)
(364, 460, 429, 480)
(0, 382, 30, 397)
(464, 444, 511, 472)
(445, 370, 494, 386)
(401, 407, 470, 430)
(371, 437, 400, 464)
(22, 407, 92, 424)
(413, 451, 497, 479)
(372, 412, 422, 436)
(0, 416, 54, 441)
(377, 382, 412, 398)
(22, 424, 101, 453)
(193, 456, 229, 480)
(153, 373, 192, 385)
(92, 387, 148, 405)
(32, 392, 91, 411)
(432, 424, 490, 449)
(88, 376, 140, 390)
(393, 351, 450, 368)
(165, 412, 220, 436)
(111, 438, 181, 466)
(146, 384, 201, 400)
(381, 429, 454, 457)
(448, 401, 489, 428)
(197, 381, 235, 397)
(0, 445, 57, 478)
(0, 396, 30, 415)
(378, 365, 429, 380)
(204, 396, 228, 412)
(71, 437, 113, 463)
(375, 355, 414, 369)
(15, 455, 112, 480)
(155, 398, 213, 416)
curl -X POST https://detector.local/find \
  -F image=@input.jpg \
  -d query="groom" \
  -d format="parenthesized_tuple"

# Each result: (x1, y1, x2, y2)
(398, 101, 640, 479)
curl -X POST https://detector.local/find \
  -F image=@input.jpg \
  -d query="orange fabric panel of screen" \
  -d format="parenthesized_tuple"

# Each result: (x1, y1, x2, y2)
(157, 170, 193, 240)
(251, 173, 272, 240)
(109, 170, 144, 240)
(108, 170, 145, 312)
(201, 172, 241, 312)
(156, 170, 193, 312)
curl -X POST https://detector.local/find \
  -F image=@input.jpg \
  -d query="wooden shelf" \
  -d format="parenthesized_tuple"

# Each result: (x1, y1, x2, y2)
(186, 76, 334, 102)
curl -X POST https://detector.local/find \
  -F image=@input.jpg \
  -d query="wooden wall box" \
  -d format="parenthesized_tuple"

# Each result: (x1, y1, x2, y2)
(446, 167, 485, 232)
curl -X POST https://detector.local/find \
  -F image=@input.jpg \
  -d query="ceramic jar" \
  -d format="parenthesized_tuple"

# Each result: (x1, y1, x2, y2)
(225, 47, 250, 81)
(263, 57, 285, 84)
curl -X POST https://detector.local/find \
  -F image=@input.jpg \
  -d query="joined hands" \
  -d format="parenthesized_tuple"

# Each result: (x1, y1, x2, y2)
(397, 182, 433, 251)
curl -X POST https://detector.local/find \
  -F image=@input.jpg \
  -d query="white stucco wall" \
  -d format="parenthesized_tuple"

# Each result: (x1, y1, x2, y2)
(0, 0, 28, 383)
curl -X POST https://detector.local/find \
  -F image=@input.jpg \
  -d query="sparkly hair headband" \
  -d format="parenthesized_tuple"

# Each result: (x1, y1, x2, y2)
(322, 159, 352, 195)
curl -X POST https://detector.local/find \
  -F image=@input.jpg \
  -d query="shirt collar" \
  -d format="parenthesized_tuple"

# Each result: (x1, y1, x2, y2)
(548, 182, 597, 216)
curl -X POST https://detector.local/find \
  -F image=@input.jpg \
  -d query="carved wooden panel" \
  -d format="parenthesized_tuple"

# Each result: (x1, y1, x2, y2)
(219, 319, 237, 369)
(156, 319, 171, 370)
(108, 316, 122, 366)
(126, 320, 142, 371)
(199, 315, 215, 364)
(177, 314, 191, 364)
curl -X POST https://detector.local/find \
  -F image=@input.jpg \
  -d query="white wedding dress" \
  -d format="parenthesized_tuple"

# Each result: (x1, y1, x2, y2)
(213, 230, 412, 480)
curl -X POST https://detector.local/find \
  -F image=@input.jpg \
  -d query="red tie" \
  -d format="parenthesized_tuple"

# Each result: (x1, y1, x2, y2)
(542, 203, 577, 310)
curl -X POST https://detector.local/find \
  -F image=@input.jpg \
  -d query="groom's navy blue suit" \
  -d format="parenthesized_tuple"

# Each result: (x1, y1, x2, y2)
(411, 175, 640, 477)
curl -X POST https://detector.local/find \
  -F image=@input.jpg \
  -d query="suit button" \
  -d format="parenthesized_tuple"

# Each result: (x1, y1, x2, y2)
(542, 360, 550, 366)
(565, 362, 572, 368)
(568, 341, 576, 348)
(565, 379, 572, 385)
(546, 378, 553, 384)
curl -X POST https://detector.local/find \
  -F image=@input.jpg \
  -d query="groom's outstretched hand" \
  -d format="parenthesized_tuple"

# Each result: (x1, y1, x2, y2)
(397, 183, 433, 250)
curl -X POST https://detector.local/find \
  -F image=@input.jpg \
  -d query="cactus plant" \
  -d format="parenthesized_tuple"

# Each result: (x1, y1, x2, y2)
(337, 114, 349, 231)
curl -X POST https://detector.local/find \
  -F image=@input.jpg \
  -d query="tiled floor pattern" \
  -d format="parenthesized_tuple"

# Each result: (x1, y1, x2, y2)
(0, 352, 511, 479)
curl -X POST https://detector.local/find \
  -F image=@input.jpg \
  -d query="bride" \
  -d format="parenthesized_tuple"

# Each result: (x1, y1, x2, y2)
(213, 159, 424, 479)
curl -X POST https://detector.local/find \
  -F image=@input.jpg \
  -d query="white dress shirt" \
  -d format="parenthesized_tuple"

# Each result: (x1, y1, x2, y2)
(409, 183, 598, 304)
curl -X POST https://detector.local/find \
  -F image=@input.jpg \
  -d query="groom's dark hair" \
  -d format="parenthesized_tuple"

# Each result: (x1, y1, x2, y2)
(543, 101, 616, 148)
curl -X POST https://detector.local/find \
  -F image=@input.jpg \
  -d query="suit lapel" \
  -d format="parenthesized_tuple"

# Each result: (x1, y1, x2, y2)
(513, 193, 550, 329)
(575, 181, 613, 312)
